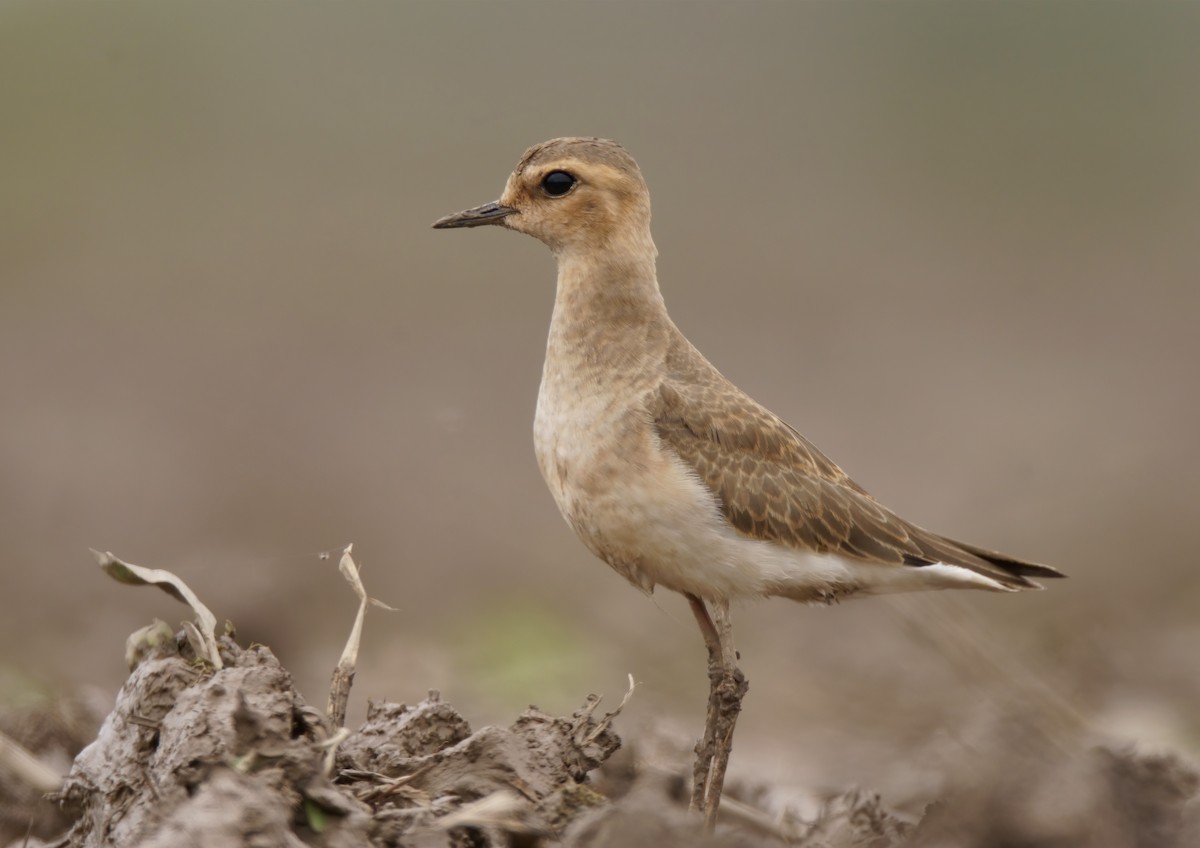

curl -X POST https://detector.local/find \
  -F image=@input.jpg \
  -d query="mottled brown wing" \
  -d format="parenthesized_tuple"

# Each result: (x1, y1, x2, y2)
(651, 379, 1062, 587)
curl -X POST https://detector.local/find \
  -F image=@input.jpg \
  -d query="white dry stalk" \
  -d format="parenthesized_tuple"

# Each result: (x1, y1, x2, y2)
(92, 549, 223, 669)
(333, 544, 397, 673)
(316, 727, 351, 777)
(337, 545, 366, 674)
(327, 544, 397, 726)
(0, 728, 63, 794)
(435, 790, 536, 833)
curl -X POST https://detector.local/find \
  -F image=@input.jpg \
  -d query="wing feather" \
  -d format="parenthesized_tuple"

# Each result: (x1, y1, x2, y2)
(651, 375, 1063, 589)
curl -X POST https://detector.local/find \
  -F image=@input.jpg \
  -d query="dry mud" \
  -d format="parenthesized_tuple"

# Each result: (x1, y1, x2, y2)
(3, 627, 1198, 848)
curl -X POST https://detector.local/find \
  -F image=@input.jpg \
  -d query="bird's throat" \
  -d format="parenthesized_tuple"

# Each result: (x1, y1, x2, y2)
(543, 246, 673, 393)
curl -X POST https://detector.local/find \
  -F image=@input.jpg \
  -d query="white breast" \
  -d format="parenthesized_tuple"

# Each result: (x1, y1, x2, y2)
(534, 365, 803, 599)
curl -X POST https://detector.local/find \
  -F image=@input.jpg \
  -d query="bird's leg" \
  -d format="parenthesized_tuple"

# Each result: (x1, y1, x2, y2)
(686, 593, 748, 832)
(685, 593, 721, 813)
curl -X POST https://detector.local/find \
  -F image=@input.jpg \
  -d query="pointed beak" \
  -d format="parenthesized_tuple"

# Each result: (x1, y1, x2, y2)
(431, 200, 517, 230)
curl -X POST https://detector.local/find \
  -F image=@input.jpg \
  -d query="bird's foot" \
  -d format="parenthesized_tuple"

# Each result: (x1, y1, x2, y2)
(685, 594, 748, 832)
(691, 660, 748, 832)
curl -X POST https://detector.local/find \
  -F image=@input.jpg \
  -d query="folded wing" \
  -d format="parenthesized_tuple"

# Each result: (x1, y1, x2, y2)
(651, 379, 1065, 590)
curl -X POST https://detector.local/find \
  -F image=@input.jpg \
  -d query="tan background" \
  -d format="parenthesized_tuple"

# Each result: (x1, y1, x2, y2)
(3, 2, 1198, 801)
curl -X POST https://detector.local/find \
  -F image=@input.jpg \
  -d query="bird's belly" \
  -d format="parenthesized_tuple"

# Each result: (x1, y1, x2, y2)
(534, 394, 813, 599)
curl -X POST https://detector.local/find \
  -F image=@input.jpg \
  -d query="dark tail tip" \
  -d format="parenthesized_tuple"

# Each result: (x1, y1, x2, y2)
(953, 538, 1068, 581)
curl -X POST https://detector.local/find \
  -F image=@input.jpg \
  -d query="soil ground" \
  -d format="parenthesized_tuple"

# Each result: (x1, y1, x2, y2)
(3, 622, 1197, 847)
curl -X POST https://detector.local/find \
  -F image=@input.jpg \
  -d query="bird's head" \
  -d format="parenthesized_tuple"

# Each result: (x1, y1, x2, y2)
(432, 137, 653, 258)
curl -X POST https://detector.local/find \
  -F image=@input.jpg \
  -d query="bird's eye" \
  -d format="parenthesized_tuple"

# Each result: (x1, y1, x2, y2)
(541, 171, 576, 197)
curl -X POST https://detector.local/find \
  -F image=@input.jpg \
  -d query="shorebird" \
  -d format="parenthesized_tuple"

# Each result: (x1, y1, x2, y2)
(433, 137, 1064, 829)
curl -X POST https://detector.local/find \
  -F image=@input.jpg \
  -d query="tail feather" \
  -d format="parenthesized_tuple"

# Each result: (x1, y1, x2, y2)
(939, 535, 1067, 587)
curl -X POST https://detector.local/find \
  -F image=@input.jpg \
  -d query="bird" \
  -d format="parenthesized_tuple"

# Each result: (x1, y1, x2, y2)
(432, 136, 1064, 830)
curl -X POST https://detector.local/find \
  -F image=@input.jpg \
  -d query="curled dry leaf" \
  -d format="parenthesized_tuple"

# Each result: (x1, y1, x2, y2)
(91, 550, 222, 669)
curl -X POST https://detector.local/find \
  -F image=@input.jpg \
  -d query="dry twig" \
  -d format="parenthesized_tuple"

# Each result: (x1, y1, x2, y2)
(325, 544, 396, 727)
(0, 729, 62, 795)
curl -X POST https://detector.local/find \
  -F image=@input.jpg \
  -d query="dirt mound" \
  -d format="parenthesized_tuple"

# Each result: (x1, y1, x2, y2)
(3, 550, 1198, 846)
(3, 613, 921, 847)
(5, 621, 1200, 847)
(49, 633, 626, 847)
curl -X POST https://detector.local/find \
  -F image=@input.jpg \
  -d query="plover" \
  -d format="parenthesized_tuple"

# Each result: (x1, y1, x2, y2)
(433, 137, 1064, 828)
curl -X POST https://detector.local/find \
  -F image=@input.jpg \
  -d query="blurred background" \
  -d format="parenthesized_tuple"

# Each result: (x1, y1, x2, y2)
(2, 0, 1198, 808)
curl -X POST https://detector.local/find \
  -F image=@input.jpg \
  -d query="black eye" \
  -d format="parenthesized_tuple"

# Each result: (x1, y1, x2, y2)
(541, 171, 576, 197)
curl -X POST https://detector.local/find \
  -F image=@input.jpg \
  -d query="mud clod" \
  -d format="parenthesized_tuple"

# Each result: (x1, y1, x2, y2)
(48, 632, 626, 847)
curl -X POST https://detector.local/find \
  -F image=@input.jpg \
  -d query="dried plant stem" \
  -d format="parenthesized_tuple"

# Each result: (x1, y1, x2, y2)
(326, 545, 397, 727)
(0, 728, 62, 795)
(327, 663, 356, 730)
